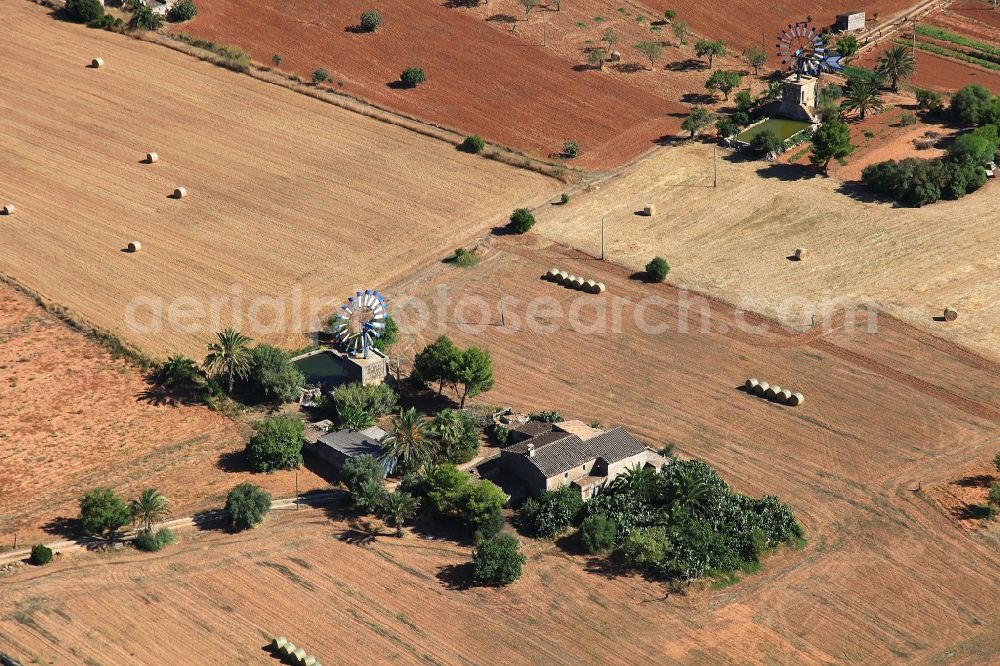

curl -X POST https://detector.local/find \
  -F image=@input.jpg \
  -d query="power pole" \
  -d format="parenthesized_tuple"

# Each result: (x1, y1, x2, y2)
(713, 145, 718, 188)
(498, 283, 506, 327)
(295, 471, 299, 510)
(600, 218, 606, 260)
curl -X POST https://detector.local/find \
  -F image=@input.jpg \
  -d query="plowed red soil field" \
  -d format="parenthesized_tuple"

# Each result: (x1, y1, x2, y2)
(0, 283, 330, 546)
(3, 239, 999, 664)
(176, 0, 687, 169)
(857, 43, 1000, 94)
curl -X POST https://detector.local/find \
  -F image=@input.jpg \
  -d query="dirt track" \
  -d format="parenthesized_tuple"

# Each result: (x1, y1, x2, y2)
(0, 1, 557, 358)
(3, 239, 999, 663)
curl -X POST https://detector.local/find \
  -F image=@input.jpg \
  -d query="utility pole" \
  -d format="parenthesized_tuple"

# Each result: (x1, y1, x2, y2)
(600, 218, 606, 260)
(498, 283, 506, 327)
(395, 355, 402, 385)
(295, 471, 299, 510)
(713, 145, 718, 188)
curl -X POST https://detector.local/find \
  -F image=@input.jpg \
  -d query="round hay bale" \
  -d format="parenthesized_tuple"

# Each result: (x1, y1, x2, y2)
(596, 282, 606, 293)
(788, 392, 805, 407)
(145, 152, 159, 164)
(566, 274, 578, 286)
(643, 204, 656, 216)
(943, 307, 958, 322)
(303, 656, 317, 666)
(281, 643, 296, 656)
(584, 279, 598, 293)
(610, 51, 622, 62)
(1, 203, 15, 215)
(794, 248, 810, 261)
(777, 389, 792, 404)
(173, 187, 187, 199)
(572, 277, 586, 290)
(547, 267, 560, 278)
(557, 271, 569, 283)
(292, 648, 307, 664)
(90, 57, 104, 68)
(753, 381, 769, 397)
(745, 378, 759, 391)
(765, 385, 780, 399)
(127, 241, 142, 253)
(271, 637, 288, 650)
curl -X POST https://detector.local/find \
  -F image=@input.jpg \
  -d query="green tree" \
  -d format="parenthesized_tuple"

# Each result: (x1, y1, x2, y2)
(579, 514, 617, 553)
(353, 478, 390, 514)
(65, 0, 104, 23)
(372, 315, 398, 352)
(875, 44, 916, 93)
(602, 28, 619, 53)
(129, 488, 170, 534)
(562, 139, 580, 158)
(994, 451, 1000, 473)
(634, 41, 664, 70)
(413, 336, 461, 396)
(809, 119, 854, 174)
(424, 463, 470, 515)
(329, 382, 398, 429)
(715, 117, 738, 139)
(225, 483, 271, 531)
(472, 533, 525, 586)
(359, 10, 382, 32)
(459, 480, 507, 534)
(663, 9, 676, 21)
(246, 416, 304, 473)
(460, 134, 487, 153)
(645, 256, 669, 282)
(734, 90, 753, 112)
(400, 67, 426, 88)
(129, 2, 164, 30)
(341, 453, 386, 494)
(743, 46, 766, 76)
(835, 34, 860, 57)
(509, 208, 536, 233)
(383, 407, 433, 474)
(204, 328, 253, 394)
(681, 105, 713, 139)
(154, 355, 204, 396)
(705, 70, 741, 100)
(311, 68, 330, 84)
(272, 53, 282, 67)
(244, 344, 304, 403)
(519, 487, 583, 537)
(841, 76, 885, 120)
(671, 20, 690, 45)
(519, 0, 538, 21)
(620, 526, 670, 569)
(587, 47, 608, 70)
(454, 347, 494, 408)
(380, 491, 420, 536)
(429, 409, 481, 464)
(694, 39, 726, 67)
(915, 89, 944, 114)
(167, 0, 197, 21)
(80, 487, 130, 537)
(948, 127, 999, 166)
(988, 483, 1000, 507)
(30, 544, 54, 566)
(949, 84, 994, 126)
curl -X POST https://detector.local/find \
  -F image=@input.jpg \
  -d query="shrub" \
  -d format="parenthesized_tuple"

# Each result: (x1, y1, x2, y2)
(619, 526, 670, 569)
(899, 112, 917, 126)
(129, 2, 164, 30)
(167, 0, 197, 21)
(217, 45, 251, 72)
(475, 505, 506, 543)
(950, 84, 993, 126)
(734, 90, 753, 112)
(520, 487, 584, 538)
(472, 533, 525, 586)
(226, 483, 271, 531)
(459, 480, 508, 535)
(508, 208, 536, 234)
(30, 544, 53, 566)
(968, 503, 997, 520)
(446, 248, 479, 268)
(994, 451, 1000, 473)
(460, 134, 486, 153)
(341, 454, 386, 493)
(645, 256, 669, 282)
(312, 68, 330, 84)
(329, 382, 398, 429)
(272, 53, 282, 67)
(243, 344, 303, 403)
(429, 409, 481, 463)
(134, 528, 174, 552)
(915, 89, 944, 114)
(359, 10, 382, 32)
(988, 483, 1000, 507)
(246, 416, 304, 473)
(562, 139, 580, 158)
(579, 514, 617, 553)
(65, 0, 104, 23)
(529, 410, 563, 423)
(560, 193, 570, 204)
(749, 129, 782, 156)
(400, 67, 426, 88)
(80, 487, 131, 536)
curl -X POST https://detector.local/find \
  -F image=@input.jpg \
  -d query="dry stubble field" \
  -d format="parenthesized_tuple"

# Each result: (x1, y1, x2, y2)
(3, 239, 999, 663)
(534, 142, 1000, 360)
(0, 283, 334, 546)
(0, 1, 557, 358)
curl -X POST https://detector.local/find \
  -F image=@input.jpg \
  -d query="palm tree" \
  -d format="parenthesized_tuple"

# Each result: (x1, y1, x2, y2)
(429, 409, 464, 460)
(875, 44, 916, 93)
(840, 76, 884, 120)
(380, 491, 420, 537)
(610, 465, 659, 502)
(130, 489, 170, 534)
(155, 355, 202, 393)
(666, 468, 711, 520)
(204, 328, 253, 393)
(382, 407, 433, 474)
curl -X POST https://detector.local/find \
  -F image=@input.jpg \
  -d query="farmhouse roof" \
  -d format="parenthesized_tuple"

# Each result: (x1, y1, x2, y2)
(505, 426, 647, 478)
(512, 420, 553, 438)
(317, 426, 387, 458)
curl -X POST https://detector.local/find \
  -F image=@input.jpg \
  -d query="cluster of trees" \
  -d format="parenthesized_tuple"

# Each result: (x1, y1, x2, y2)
(412, 336, 494, 408)
(167, 0, 197, 22)
(381, 407, 483, 473)
(323, 381, 399, 430)
(969, 452, 1000, 520)
(341, 455, 421, 536)
(77, 487, 175, 551)
(862, 85, 999, 206)
(519, 460, 803, 584)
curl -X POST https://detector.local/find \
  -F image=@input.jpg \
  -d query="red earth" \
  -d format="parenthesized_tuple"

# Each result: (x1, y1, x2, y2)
(174, 0, 689, 170)
(857, 46, 1000, 94)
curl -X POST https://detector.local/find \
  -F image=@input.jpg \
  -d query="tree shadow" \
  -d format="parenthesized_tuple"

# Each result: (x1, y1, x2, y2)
(386, 80, 412, 90)
(436, 562, 476, 590)
(755, 163, 813, 181)
(681, 92, 715, 105)
(952, 474, 994, 488)
(216, 450, 251, 473)
(42, 516, 83, 539)
(835, 181, 895, 205)
(951, 503, 995, 521)
(612, 63, 646, 74)
(337, 528, 380, 546)
(192, 509, 231, 533)
(486, 13, 518, 23)
(653, 134, 687, 147)
(442, 0, 482, 6)
(628, 271, 656, 283)
(666, 58, 705, 72)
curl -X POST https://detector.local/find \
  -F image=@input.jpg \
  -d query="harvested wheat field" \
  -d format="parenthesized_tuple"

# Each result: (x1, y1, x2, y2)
(4, 240, 999, 664)
(0, 1, 556, 358)
(533, 142, 1000, 360)
(0, 282, 330, 546)
(173, 0, 687, 169)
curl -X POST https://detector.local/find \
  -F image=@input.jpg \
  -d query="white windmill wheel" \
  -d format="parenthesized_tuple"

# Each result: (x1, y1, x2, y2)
(332, 289, 388, 358)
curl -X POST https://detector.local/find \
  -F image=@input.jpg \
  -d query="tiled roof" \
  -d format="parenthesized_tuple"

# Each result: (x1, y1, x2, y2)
(317, 426, 387, 458)
(504, 426, 646, 478)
